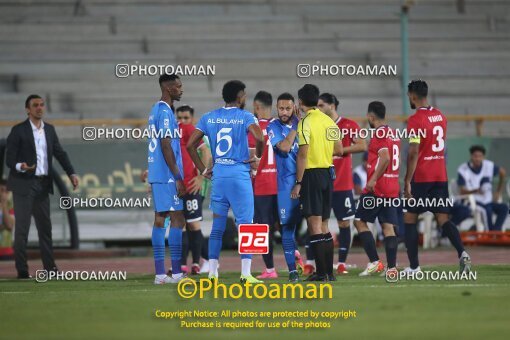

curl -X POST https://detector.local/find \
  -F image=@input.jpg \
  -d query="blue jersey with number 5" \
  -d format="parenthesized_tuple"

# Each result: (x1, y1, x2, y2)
(196, 107, 257, 175)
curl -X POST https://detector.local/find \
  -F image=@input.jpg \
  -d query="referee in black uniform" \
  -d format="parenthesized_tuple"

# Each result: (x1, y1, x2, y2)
(291, 84, 342, 281)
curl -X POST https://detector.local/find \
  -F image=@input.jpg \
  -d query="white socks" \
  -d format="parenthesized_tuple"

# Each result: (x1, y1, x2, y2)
(209, 259, 219, 277)
(241, 259, 252, 276)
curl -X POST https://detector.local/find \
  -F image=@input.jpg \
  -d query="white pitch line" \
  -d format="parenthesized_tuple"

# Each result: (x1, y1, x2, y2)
(0, 291, 31, 294)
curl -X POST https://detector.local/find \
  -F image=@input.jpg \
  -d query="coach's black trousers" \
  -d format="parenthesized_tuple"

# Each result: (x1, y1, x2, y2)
(13, 177, 56, 274)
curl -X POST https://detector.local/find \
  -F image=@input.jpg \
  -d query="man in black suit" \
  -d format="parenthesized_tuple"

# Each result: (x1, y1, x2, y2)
(6, 94, 79, 279)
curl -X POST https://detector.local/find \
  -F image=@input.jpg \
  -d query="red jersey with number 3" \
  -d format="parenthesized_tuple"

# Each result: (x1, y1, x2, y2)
(248, 118, 277, 195)
(333, 117, 360, 191)
(406, 107, 448, 183)
(364, 125, 400, 197)
(179, 123, 204, 191)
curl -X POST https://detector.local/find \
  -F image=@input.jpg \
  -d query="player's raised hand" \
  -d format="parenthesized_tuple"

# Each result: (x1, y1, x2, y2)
(176, 179, 186, 198)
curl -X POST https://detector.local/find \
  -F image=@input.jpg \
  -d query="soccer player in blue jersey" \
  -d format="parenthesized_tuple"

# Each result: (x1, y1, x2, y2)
(147, 74, 187, 284)
(266, 93, 302, 282)
(187, 80, 264, 283)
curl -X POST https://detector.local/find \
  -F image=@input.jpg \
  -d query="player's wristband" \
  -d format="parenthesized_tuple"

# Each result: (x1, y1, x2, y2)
(295, 180, 302, 185)
(201, 167, 209, 176)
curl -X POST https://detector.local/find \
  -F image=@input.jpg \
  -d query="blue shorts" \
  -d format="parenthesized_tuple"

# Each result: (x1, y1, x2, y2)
(332, 190, 355, 221)
(277, 176, 301, 225)
(211, 166, 254, 224)
(406, 181, 450, 214)
(355, 193, 399, 226)
(151, 182, 183, 213)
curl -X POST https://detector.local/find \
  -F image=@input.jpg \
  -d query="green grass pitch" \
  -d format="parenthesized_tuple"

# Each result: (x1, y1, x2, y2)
(1, 265, 508, 340)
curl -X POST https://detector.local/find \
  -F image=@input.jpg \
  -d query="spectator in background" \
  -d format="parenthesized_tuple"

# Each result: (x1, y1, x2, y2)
(0, 179, 15, 250)
(452, 145, 507, 230)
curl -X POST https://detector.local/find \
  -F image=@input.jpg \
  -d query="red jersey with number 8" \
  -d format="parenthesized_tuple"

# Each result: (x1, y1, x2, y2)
(406, 107, 448, 183)
(248, 118, 278, 195)
(364, 126, 400, 198)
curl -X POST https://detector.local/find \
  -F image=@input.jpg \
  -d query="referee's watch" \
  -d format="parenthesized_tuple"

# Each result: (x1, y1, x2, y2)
(295, 180, 302, 185)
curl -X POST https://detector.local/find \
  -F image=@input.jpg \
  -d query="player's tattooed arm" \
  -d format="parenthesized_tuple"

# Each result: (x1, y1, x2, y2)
(248, 123, 264, 158)
(275, 129, 297, 153)
(404, 142, 419, 198)
(366, 148, 390, 193)
(187, 129, 212, 179)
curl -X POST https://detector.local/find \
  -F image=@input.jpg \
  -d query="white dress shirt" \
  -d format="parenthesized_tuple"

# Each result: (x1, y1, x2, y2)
(16, 120, 48, 176)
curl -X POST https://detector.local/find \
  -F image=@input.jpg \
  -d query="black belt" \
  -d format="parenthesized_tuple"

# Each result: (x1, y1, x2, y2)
(35, 175, 49, 179)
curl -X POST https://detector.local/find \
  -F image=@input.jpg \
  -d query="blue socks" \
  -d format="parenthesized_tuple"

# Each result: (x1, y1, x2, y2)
(152, 226, 166, 275)
(209, 215, 227, 260)
(168, 227, 183, 275)
(282, 224, 296, 272)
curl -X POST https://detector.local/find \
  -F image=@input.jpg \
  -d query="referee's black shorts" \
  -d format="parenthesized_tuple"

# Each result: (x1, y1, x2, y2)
(300, 168, 332, 219)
